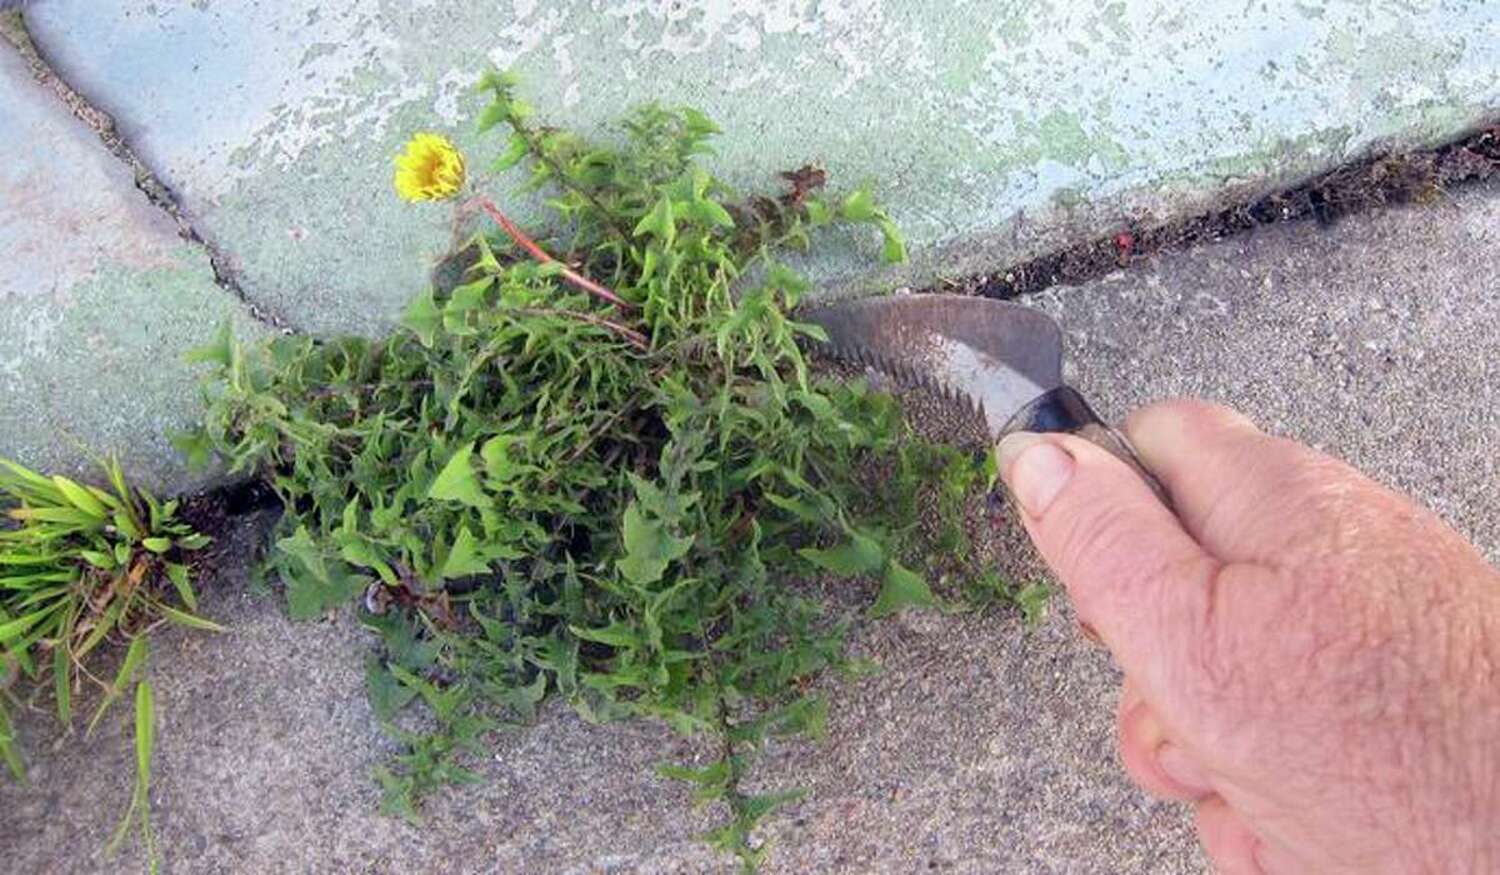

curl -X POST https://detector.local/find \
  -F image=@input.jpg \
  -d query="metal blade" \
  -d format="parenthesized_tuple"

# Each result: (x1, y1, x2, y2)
(803, 294, 1064, 439)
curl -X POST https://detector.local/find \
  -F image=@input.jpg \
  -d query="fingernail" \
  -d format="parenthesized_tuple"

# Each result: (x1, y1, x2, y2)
(1157, 744, 1212, 794)
(998, 432, 1075, 517)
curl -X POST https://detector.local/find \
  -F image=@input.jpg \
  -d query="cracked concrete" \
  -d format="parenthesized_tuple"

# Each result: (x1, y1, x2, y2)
(20, 0, 1500, 336)
(3, 1, 1500, 871)
(0, 37, 266, 492)
(4, 181, 1498, 875)
(1, 14, 292, 331)
(4, 1, 1499, 490)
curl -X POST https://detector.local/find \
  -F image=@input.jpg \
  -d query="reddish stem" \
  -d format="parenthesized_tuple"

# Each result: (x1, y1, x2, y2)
(476, 198, 635, 311)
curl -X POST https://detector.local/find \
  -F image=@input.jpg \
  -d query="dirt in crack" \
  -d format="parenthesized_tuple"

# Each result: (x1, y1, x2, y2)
(948, 124, 1500, 301)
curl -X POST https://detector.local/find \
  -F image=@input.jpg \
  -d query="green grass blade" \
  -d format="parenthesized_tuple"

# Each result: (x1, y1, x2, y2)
(0, 601, 63, 645)
(53, 646, 71, 726)
(154, 602, 225, 633)
(134, 680, 154, 794)
(164, 563, 198, 611)
(6, 506, 103, 527)
(0, 703, 26, 782)
(106, 677, 155, 858)
(86, 636, 148, 738)
(0, 458, 64, 502)
(51, 475, 109, 518)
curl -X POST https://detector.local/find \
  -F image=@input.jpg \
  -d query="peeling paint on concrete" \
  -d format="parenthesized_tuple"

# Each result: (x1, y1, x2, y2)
(17, 0, 1500, 338)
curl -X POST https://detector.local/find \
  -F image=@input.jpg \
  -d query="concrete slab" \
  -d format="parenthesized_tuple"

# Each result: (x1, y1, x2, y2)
(0, 42, 263, 493)
(3, 184, 1497, 872)
(1033, 181, 1500, 565)
(23, 0, 1500, 334)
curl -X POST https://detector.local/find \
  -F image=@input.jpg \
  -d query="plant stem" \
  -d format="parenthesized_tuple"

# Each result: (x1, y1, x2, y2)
(509, 124, 635, 243)
(475, 198, 635, 312)
(511, 307, 649, 351)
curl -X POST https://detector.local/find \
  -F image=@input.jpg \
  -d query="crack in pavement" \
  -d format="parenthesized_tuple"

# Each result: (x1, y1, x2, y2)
(2, 11, 293, 332)
(6, 8, 1496, 338)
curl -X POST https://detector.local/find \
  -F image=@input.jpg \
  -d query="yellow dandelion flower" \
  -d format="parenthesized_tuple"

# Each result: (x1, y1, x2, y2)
(394, 132, 466, 202)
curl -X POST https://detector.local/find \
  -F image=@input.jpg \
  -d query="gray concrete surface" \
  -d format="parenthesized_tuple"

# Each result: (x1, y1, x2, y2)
(0, 41, 264, 492)
(21, 0, 1500, 336)
(5, 1, 1499, 491)
(4, 180, 1497, 873)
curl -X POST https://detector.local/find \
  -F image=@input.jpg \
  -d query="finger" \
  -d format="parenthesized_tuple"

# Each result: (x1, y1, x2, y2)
(1117, 680, 1214, 801)
(1123, 399, 1410, 564)
(997, 431, 1217, 697)
(1195, 796, 1265, 875)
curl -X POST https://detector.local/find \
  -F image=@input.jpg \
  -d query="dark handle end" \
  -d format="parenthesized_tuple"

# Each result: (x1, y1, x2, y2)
(1007, 387, 1171, 507)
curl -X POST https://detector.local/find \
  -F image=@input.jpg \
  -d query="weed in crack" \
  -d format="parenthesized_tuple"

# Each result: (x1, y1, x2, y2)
(180, 73, 1031, 870)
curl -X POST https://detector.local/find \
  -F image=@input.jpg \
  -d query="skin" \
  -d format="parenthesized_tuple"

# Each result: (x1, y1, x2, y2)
(996, 400, 1499, 874)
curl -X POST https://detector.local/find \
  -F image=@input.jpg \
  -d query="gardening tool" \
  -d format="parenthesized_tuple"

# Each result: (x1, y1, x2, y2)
(803, 293, 1168, 504)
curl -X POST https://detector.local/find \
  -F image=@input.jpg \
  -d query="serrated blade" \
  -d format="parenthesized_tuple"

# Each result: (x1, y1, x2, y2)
(803, 294, 1064, 440)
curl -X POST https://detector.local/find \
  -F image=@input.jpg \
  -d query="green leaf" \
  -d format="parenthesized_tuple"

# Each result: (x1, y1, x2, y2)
(155, 602, 225, 633)
(879, 219, 908, 264)
(805, 198, 833, 225)
(53, 646, 71, 725)
(277, 526, 365, 620)
(107, 678, 155, 856)
(840, 186, 877, 222)
(439, 526, 492, 579)
(568, 621, 640, 649)
(165, 563, 198, 611)
(141, 537, 172, 554)
(492, 131, 529, 171)
(88, 636, 148, 738)
(475, 67, 520, 93)
(111, 509, 142, 541)
(427, 443, 488, 508)
(178, 533, 212, 551)
(476, 101, 508, 133)
(982, 446, 1001, 491)
(680, 107, 722, 136)
(1014, 581, 1053, 627)
(690, 199, 735, 228)
(616, 503, 693, 587)
(135, 680, 155, 780)
(869, 560, 937, 618)
(763, 492, 825, 525)
(0, 603, 61, 645)
(632, 196, 676, 247)
(402, 288, 442, 348)
(366, 658, 420, 722)
(340, 541, 397, 585)
(52, 475, 108, 518)
(78, 549, 117, 570)
(184, 321, 234, 367)
(798, 530, 884, 577)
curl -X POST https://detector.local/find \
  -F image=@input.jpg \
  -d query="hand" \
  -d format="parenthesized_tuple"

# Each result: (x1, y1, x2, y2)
(997, 400, 1500, 874)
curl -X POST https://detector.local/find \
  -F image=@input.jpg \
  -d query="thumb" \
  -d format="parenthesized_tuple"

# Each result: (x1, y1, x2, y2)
(998, 430, 1218, 695)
